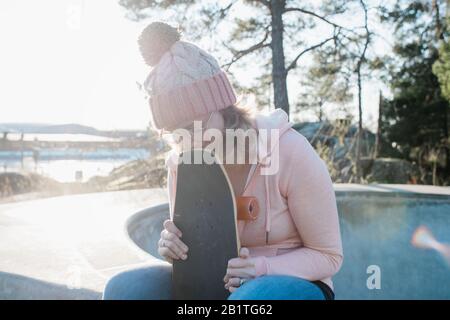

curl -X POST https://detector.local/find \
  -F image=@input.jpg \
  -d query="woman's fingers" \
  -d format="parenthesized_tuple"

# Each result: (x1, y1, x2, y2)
(159, 231, 187, 260)
(161, 220, 188, 257)
(239, 247, 250, 259)
(161, 228, 189, 252)
(223, 267, 253, 283)
(158, 238, 178, 259)
(161, 229, 189, 257)
(227, 256, 251, 269)
(225, 277, 251, 293)
(224, 255, 254, 283)
(227, 248, 250, 270)
(225, 277, 241, 289)
(158, 245, 178, 262)
(163, 219, 182, 238)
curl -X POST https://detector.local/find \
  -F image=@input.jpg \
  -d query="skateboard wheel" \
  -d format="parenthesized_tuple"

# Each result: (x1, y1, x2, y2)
(237, 196, 259, 221)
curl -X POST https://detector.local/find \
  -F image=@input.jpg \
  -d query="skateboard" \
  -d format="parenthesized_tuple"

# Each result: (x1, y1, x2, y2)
(172, 148, 240, 300)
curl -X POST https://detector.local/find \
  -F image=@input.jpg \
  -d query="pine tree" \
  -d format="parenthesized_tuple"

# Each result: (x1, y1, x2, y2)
(380, 0, 449, 185)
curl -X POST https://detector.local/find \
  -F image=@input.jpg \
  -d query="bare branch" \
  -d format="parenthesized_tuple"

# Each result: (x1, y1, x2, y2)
(221, 26, 271, 70)
(286, 31, 339, 73)
(356, 0, 371, 69)
(283, 7, 345, 30)
(217, 0, 238, 19)
(201, 0, 239, 34)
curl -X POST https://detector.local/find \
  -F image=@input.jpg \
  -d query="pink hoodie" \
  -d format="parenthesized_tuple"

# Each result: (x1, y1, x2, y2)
(165, 109, 343, 290)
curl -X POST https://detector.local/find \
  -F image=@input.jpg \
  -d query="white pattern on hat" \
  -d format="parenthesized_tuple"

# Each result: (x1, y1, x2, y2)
(144, 40, 222, 96)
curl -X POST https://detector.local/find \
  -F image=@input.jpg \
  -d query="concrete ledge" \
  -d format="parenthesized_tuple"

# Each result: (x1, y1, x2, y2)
(335, 183, 450, 198)
(0, 189, 168, 299)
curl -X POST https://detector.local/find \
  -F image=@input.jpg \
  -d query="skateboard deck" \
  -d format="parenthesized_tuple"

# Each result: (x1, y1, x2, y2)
(172, 148, 240, 300)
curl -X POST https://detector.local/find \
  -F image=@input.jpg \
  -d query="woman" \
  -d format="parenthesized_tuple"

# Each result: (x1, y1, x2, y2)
(102, 21, 343, 300)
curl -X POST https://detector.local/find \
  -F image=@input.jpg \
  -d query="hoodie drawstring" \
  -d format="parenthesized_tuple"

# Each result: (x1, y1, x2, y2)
(261, 121, 291, 244)
(249, 160, 271, 245)
(264, 167, 271, 244)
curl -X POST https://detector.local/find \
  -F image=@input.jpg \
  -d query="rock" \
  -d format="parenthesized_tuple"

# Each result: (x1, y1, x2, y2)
(0, 172, 60, 198)
(291, 121, 423, 184)
(366, 158, 420, 184)
(86, 155, 167, 191)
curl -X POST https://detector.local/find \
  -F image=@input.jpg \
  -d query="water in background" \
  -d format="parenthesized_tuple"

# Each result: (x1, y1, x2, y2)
(0, 148, 151, 183)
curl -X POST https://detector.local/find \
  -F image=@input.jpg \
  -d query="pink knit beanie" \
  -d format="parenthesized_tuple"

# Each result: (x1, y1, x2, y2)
(140, 22, 238, 131)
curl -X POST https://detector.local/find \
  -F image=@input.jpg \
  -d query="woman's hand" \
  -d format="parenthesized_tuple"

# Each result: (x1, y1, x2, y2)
(158, 219, 189, 263)
(223, 247, 258, 293)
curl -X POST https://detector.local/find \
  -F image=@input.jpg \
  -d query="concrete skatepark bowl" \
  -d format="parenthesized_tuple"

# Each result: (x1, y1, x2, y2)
(0, 184, 449, 299)
(127, 184, 450, 300)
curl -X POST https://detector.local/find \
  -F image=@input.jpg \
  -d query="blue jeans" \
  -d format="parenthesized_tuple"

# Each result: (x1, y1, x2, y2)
(102, 264, 326, 300)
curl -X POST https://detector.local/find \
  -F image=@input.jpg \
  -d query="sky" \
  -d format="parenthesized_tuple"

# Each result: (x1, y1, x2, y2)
(0, 0, 388, 132)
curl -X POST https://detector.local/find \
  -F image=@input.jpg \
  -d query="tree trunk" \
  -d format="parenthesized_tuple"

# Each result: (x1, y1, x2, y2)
(270, 0, 290, 117)
(355, 71, 362, 182)
(432, 0, 443, 40)
(355, 0, 369, 183)
(373, 90, 383, 159)
(319, 101, 323, 122)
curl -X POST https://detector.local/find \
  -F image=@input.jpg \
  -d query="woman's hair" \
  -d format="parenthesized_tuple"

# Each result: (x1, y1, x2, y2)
(220, 102, 254, 132)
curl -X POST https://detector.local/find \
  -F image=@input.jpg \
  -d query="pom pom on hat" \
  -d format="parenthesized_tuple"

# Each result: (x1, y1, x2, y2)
(138, 21, 182, 67)
(139, 21, 237, 131)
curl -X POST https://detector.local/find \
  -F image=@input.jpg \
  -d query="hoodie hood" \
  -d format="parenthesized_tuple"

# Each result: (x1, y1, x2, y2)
(251, 108, 293, 243)
(253, 108, 293, 165)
